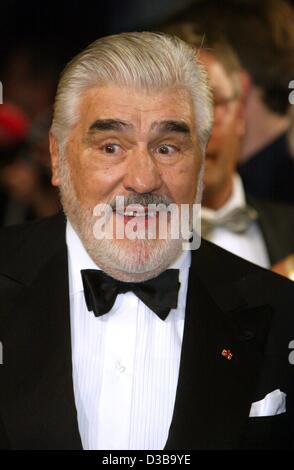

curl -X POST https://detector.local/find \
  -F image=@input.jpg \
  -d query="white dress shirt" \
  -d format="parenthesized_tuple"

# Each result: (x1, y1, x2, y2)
(201, 174, 270, 268)
(66, 221, 191, 450)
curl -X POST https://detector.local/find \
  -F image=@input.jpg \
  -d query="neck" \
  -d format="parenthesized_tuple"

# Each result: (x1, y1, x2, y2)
(202, 179, 233, 211)
(240, 86, 289, 162)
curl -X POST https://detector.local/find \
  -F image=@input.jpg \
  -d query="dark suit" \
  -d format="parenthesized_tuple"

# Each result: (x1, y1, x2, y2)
(0, 213, 294, 449)
(238, 132, 294, 204)
(247, 195, 294, 265)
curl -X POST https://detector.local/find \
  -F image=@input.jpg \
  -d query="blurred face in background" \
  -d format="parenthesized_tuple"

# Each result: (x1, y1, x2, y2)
(199, 51, 245, 208)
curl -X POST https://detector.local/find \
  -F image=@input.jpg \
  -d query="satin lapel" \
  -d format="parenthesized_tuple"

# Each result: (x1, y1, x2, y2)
(0, 215, 82, 449)
(165, 243, 272, 450)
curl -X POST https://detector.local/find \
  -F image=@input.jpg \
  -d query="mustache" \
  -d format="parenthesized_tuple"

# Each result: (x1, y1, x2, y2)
(109, 193, 174, 210)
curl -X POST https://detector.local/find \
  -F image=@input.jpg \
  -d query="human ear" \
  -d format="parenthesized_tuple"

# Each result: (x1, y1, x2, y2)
(49, 132, 61, 186)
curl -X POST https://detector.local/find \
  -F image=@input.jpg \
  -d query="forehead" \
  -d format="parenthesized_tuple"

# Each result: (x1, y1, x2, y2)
(199, 51, 234, 94)
(77, 84, 196, 133)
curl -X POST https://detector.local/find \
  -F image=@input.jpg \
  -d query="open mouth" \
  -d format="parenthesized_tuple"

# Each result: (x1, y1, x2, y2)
(112, 207, 161, 232)
(114, 205, 160, 221)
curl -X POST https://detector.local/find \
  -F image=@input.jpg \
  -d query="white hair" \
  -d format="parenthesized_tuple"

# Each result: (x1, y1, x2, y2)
(51, 31, 213, 155)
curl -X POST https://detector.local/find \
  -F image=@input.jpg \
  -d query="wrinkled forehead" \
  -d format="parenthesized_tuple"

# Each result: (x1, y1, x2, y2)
(75, 84, 197, 137)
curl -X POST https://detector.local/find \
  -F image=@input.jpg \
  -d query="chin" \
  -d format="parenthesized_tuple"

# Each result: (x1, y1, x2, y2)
(87, 237, 182, 281)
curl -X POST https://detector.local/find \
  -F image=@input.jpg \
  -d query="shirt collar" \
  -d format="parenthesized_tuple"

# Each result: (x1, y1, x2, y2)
(201, 173, 246, 221)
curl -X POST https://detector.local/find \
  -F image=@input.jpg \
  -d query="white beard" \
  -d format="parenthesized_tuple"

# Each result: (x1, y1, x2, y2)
(58, 157, 188, 282)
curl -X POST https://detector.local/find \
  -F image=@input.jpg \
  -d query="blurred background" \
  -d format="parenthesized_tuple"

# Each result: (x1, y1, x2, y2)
(1, 0, 294, 277)
(0, 0, 193, 226)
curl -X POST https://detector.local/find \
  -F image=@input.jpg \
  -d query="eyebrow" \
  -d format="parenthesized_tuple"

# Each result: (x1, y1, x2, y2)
(89, 119, 133, 132)
(88, 118, 191, 136)
(151, 120, 191, 135)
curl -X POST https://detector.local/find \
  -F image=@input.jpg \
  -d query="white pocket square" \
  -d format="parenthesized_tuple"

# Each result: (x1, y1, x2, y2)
(249, 389, 286, 417)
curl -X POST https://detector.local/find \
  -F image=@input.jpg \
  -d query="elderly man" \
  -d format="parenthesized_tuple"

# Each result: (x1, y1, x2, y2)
(0, 32, 293, 450)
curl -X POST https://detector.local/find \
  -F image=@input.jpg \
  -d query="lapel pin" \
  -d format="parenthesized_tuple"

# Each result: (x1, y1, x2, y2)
(221, 348, 233, 360)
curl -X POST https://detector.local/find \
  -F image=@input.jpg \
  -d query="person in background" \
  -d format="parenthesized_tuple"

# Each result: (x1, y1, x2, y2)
(170, 0, 294, 204)
(0, 32, 293, 450)
(1, 45, 57, 122)
(160, 23, 294, 270)
(0, 104, 60, 226)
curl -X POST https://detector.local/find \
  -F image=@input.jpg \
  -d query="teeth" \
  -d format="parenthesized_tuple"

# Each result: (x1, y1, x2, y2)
(116, 210, 157, 217)
(124, 211, 135, 216)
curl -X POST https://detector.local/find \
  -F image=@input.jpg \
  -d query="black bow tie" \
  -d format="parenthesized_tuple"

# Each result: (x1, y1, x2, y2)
(81, 269, 181, 321)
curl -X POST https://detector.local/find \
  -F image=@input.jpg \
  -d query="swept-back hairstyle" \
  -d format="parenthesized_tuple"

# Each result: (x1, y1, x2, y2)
(51, 31, 213, 155)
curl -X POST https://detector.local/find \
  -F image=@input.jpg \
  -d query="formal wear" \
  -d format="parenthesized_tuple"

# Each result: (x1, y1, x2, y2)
(202, 175, 294, 267)
(67, 221, 190, 450)
(0, 212, 294, 449)
(202, 175, 270, 268)
(238, 132, 294, 204)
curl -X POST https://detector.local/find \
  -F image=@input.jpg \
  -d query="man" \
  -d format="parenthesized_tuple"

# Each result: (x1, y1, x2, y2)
(226, 0, 294, 204)
(160, 23, 294, 269)
(0, 32, 293, 450)
(197, 39, 294, 269)
(200, 44, 294, 268)
(173, 0, 294, 204)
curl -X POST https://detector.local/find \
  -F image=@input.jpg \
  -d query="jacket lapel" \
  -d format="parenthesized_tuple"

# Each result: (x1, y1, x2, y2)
(165, 241, 273, 449)
(0, 214, 82, 449)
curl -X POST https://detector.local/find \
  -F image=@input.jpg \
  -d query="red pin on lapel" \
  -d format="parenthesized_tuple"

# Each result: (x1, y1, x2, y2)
(221, 348, 233, 360)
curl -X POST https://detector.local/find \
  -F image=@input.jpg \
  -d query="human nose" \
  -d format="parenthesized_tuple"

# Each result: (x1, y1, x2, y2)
(122, 145, 162, 194)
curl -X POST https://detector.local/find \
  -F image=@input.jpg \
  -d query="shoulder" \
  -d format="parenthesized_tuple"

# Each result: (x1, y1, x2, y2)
(193, 238, 294, 304)
(248, 196, 294, 254)
(249, 196, 294, 221)
(193, 238, 263, 279)
(0, 212, 66, 276)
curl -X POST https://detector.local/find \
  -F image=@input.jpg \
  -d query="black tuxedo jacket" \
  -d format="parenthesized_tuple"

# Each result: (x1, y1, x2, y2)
(0, 213, 294, 449)
(248, 195, 294, 265)
(238, 132, 294, 204)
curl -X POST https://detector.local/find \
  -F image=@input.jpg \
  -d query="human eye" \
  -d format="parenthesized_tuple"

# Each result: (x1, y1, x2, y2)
(156, 143, 178, 155)
(100, 143, 122, 155)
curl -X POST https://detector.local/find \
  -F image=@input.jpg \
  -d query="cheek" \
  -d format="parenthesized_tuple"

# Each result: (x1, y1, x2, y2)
(163, 161, 200, 203)
(68, 153, 125, 206)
